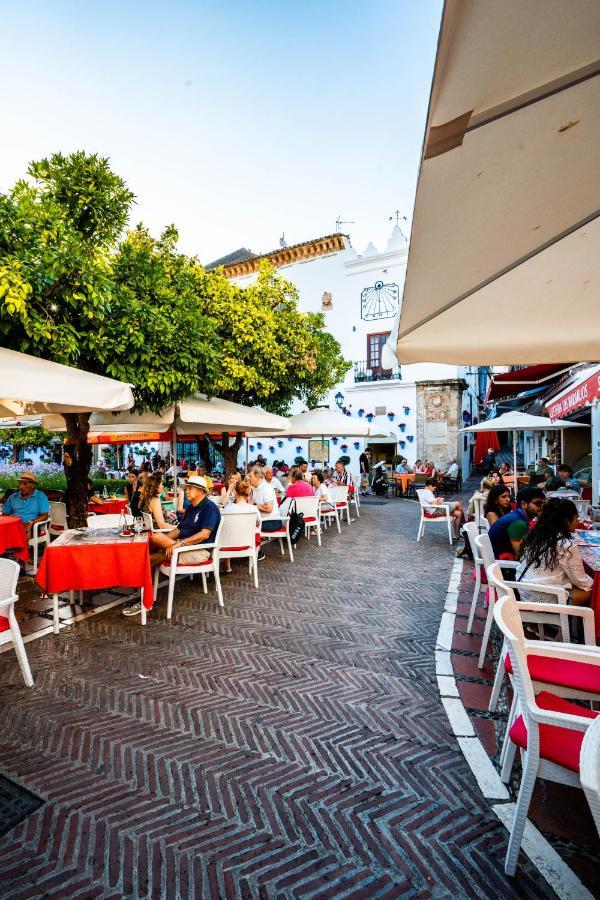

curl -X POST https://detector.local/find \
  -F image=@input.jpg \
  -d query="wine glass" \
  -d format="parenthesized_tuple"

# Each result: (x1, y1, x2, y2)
(134, 517, 144, 535)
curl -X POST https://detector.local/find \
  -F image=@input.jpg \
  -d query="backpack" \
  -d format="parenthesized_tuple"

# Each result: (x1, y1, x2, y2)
(288, 507, 305, 544)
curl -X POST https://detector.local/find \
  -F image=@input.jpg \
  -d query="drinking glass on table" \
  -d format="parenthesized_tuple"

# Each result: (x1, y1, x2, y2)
(134, 517, 144, 535)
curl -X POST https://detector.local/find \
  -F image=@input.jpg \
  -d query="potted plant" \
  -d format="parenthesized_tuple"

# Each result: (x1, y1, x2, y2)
(353, 441, 360, 450)
(357, 408, 365, 417)
(332, 437, 338, 445)
(339, 455, 350, 465)
(269, 446, 275, 453)
(403, 406, 410, 415)
(399, 440, 406, 449)
(340, 444, 348, 451)
(296, 446, 302, 454)
(277, 440, 284, 448)
(249, 444, 255, 453)
(366, 413, 374, 423)
(399, 423, 406, 432)
(407, 435, 414, 443)
(387, 412, 395, 421)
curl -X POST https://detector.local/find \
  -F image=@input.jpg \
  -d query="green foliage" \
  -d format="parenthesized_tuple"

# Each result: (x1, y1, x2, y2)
(338, 455, 351, 465)
(0, 470, 67, 492)
(198, 261, 350, 414)
(0, 425, 63, 463)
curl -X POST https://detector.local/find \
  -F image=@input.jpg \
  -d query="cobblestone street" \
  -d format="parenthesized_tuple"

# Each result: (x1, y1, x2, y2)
(0, 497, 555, 898)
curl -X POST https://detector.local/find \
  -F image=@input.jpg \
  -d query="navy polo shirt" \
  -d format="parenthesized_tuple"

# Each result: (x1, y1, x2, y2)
(179, 497, 221, 542)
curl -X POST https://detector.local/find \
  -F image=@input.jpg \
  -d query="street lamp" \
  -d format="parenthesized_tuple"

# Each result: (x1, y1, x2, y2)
(335, 391, 344, 410)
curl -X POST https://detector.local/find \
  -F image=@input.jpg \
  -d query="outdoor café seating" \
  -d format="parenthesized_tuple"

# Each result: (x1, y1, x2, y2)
(259, 514, 294, 561)
(29, 519, 50, 574)
(580, 716, 600, 838)
(291, 495, 322, 545)
(489, 572, 600, 877)
(331, 485, 351, 525)
(416, 488, 452, 545)
(219, 510, 260, 589)
(0, 558, 33, 687)
(154, 520, 224, 617)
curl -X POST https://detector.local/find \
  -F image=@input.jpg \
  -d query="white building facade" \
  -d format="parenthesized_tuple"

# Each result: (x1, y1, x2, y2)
(211, 227, 483, 479)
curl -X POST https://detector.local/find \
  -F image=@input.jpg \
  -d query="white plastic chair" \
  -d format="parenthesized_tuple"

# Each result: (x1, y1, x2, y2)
(154, 521, 223, 618)
(141, 512, 172, 534)
(492, 587, 600, 876)
(29, 519, 50, 573)
(474, 532, 519, 671)
(219, 511, 259, 588)
(580, 714, 600, 838)
(350, 474, 361, 518)
(259, 515, 294, 561)
(332, 485, 351, 525)
(291, 496, 322, 545)
(463, 522, 486, 634)
(416, 489, 452, 544)
(49, 501, 68, 539)
(86, 513, 133, 529)
(319, 493, 341, 533)
(0, 559, 33, 686)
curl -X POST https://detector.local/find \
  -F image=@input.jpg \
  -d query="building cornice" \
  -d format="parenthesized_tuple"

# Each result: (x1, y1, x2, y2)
(344, 247, 408, 272)
(221, 233, 348, 278)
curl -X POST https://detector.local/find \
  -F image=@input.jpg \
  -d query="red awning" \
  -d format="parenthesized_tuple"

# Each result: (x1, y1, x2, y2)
(485, 364, 573, 405)
(473, 431, 500, 464)
(546, 366, 600, 420)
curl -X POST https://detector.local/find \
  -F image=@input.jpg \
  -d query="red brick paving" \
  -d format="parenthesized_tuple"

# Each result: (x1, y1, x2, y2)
(0, 497, 564, 897)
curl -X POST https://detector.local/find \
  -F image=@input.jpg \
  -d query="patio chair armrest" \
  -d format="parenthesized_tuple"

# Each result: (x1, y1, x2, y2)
(31, 518, 49, 537)
(518, 601, 596, 644)
(173, 541, 218, 556)
(526, 642, 600, 665)
(0, 594, 18, 610)
(515, 582, 569, 602)
(531, 706, 595, 731)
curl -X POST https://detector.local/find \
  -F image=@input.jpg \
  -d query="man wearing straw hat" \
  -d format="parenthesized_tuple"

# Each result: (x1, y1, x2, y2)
(2, 471, 49, 544)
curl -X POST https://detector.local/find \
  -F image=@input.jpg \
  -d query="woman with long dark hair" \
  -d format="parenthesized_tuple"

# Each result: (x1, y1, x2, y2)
(484, 484, 512, 526)
(516, 498, 593, 605)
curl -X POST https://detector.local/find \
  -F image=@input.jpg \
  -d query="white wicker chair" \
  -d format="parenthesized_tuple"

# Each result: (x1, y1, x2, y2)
(463, 522, 486, 635)
(259, 515, 294, 561)
(141, 512, 172, 534)
(319, 494, 341, 534)
(29, 519, 50, 573)
(492, 587, 600, 876)
(350, 474, 361, 517)
(49, 501, 68, 539)
(416, 489, 452, 544)
(332, 485, 351, 525)
(290, 496, 321, 545)
(580, 714, 600, 838)
(154, 521, 223, 618)
(0, 559, 33, 686)
(219, 511, 260, 588)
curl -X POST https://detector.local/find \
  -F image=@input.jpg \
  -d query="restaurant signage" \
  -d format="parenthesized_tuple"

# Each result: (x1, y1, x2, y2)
(546, 368, 600, 420)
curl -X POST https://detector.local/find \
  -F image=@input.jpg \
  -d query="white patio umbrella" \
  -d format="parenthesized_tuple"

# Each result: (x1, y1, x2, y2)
(283, 407, 372, 438)
(460, 411, 587, 485)
(0, 347, 134, 416)
(391, 0, 600, 365)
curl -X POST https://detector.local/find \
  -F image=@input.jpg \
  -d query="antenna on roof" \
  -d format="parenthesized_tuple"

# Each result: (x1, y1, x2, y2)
(279, 232, 287, 248)
(336, 215, 356, 232)
(389, 210, 407, 226)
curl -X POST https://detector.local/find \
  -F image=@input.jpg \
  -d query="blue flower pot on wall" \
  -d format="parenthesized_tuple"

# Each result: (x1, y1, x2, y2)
(388, 412, 395, 421)
(256, 442, 263, 449)
(353, 442, 360, 450)
(249, 445, 255, 453)
(288, 437, 293, 442)
(357, 409, 364, 417)
(277, 440, 284, 448)
(296, 446, 302, 453)
(399, 440, 406, 448)
(340, 444, 348, 451)
(332, 437, 338, 445)
(407, 435, 414, 443)
(269, 446, 275, 453)
(403, 406, 410, 415)
(399, 423, 406, 432)
(366, 413, 374, 422)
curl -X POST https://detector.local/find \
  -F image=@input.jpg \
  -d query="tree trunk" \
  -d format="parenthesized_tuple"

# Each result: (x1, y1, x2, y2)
(209, 431, 243, 479)
(62, 412, 93, 528)
(197, 437, 212, 471)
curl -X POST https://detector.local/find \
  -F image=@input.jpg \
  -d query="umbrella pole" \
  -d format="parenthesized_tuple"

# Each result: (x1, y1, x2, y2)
(513, 430, 518, 496)
(172, 428, 178, 499)
(245, 436, 248, 472)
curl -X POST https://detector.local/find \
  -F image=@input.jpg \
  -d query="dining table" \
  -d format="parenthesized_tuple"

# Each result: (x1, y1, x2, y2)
(87, 498, 129, 516)
(36, 527, 154, 633)
(393, 472, 414, 496)
(0, 514, 29, 563)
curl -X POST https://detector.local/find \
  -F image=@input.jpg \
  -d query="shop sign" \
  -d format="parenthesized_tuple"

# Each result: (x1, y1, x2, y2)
(546, 368, 600, 420)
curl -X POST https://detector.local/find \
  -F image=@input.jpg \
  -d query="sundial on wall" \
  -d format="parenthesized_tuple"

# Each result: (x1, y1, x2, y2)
(360, 281, 399, 321)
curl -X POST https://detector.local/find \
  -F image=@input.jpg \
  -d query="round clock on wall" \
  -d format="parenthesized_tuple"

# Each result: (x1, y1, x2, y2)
(360, 281, 399, 321)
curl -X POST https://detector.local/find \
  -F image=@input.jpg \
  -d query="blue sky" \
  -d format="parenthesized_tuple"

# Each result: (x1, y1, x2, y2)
(1, 1, 442, 262)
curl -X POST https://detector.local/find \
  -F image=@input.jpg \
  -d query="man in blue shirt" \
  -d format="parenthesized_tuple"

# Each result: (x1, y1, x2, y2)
(123, 475, 221, 617)
(3, 472, 49, 542)
(488, 486, 545, 559)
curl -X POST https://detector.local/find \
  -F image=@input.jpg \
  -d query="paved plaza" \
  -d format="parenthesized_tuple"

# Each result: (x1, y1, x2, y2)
(0, 495, 578, 898)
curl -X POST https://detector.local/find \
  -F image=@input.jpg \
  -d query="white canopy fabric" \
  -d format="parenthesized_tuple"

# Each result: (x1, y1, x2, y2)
(0, 347, 134, 417)
(392, 0, 600, 365)
(461, 410, 587, 479)
(89, 395, 288, 436)
(281, 407, 372, 439)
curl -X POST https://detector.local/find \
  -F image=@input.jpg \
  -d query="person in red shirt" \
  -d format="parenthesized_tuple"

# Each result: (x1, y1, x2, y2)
(285, 470, 314, 498)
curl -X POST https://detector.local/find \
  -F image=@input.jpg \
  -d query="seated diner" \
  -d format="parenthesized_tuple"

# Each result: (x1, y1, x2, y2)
(421, 476, 464, 539)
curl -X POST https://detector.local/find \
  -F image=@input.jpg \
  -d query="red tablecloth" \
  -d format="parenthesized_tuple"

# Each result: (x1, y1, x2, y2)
(587, 568, 600, 641)
(87, 499, 128, 515)
(36, 536, 154, 610)
(0, 515, 28, 563)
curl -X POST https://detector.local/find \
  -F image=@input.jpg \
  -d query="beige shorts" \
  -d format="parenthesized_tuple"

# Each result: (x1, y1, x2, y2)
(177, 549, 210, 564)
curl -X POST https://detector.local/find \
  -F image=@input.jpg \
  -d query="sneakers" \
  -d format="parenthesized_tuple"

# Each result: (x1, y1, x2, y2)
(257, 550, 266, 561)
(122, 601, 142, 617)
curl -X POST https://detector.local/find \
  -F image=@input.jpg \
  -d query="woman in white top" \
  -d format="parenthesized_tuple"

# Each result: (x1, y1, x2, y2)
(221, 481, 261, 573)
(516, 497, 594, 605)
(311, 471, 333, 510)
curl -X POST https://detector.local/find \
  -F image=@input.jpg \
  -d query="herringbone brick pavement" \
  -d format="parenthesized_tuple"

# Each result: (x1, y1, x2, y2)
(0, 497, 555, 898)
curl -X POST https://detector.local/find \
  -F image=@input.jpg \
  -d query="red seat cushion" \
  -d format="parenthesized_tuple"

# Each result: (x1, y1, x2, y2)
(504, 653, 600, 694)
(0, 616, 10, 634)
(335, 502, 347, 508)
(304, 516, 317, 523)
(161, 559, 212, 568)
(424, 511, 445, 518)
(221, 545, 251, 552)
(262, 529, 286, 536)
(509, 690, 598, 773)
